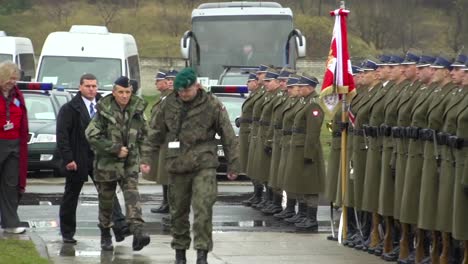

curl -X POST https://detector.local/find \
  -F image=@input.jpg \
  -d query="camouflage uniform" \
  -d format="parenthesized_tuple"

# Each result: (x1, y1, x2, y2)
(85, 94, 150, 231)
(149, 90, 239, 251)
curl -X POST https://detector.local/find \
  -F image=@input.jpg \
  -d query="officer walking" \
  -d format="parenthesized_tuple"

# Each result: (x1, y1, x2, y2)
(85, 76, 151, 251)
(149, 68, 239, 264)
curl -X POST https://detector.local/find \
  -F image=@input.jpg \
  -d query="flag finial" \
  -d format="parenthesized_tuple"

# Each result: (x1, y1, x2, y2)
(340, 1, 345, 8)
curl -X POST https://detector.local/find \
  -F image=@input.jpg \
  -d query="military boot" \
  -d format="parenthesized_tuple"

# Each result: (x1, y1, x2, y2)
(196, 250, 208, 264)
(295, 206, 318, 232)
(262, 192, 283, 215)
(132, 228, 151, 251)
(113, 225, 132, 243)
(252, 187, 269, 209)
(175, 249, 187, 264)
(285, 202, 307, 224)
(274, 198, 296, 219)
(151, 185, 169, 214)
(99, 226, 114, 251)
(242, 186, 263, 206)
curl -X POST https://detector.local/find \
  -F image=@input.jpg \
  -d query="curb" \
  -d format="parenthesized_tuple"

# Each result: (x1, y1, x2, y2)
(29, 230, 50, 261)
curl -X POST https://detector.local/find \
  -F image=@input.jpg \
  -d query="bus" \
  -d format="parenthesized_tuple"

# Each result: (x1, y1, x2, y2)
(0, 31, 36, 81)
(35, 25, 141, 94)
(180, 1, 306, 81)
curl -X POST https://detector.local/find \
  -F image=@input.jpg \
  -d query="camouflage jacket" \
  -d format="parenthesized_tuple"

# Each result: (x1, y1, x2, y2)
(85, 94, 150, 181)
(149, 89, 240, 175)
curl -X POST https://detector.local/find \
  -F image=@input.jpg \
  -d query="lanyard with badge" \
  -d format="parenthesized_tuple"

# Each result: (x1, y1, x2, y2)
(168, 104, 188, 150)
(3, 94, 14, 131)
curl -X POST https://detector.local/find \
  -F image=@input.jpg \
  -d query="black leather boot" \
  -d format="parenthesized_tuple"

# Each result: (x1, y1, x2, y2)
(262, 192, 283, 215)
(295, 206, 318, 232)
(285, 202, 307, 224)
(243, 185, 263, 206)
(252, 187, 269, 209)
(196, 250, 208, 264)
(113, 225, 132, 243)
(99, 226, 114, 251)
(151, 185, 169, 213)
(132, 228, 151, 251)
(274, 198, 296, 219)
(175, 249, 187, 264)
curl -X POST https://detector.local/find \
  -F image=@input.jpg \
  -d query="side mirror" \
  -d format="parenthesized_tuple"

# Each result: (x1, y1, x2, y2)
(130, 79, 139, 95)
(295, 35, 306, 58)
(235, 117, 241, 128)
(180, 31, 192, 60)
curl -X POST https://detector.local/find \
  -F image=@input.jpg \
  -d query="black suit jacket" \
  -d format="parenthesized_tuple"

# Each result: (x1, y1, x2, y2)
(56, 92, 102, 182)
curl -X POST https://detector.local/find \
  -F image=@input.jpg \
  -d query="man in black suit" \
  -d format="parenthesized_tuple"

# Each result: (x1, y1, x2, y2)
(56, 73, 130, 244)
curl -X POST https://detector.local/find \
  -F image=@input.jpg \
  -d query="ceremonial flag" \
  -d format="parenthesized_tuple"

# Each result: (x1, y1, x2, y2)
(320, 8, 355, 113)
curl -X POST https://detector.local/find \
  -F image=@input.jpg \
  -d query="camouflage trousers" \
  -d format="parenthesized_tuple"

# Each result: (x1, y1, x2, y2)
(169, 168, 217, 251)
(95, 176, 144, 231)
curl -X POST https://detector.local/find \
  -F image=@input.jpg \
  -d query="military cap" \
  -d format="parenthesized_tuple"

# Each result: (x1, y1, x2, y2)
(387, 55, 405, 65)
(430, 56, 453, 70)
(416, 55, 436, 68)
(166, 69, 179, 78)
(263, 70, 280, 81)
(298, 75, 319, 87)
(376, 54, 392, 66)
(114, 76, 130, 88)
(286, 76, 300, 87)
(256, 64, 269, 73)
(247, 73, 258, 81)
(401, 52, 420, 65)
(361, 59, 378, 71)
(277, 68, 295, 80)
(174, 67, 197, 91)
(352, 65, 364, 75)
(450, 54, 467, 67)
(154, 70, 167, 80)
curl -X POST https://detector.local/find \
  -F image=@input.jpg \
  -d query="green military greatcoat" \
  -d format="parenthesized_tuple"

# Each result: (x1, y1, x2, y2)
(246, 87, 266, 180)
(268, 93, 289, 189)
(325, 103, 343, 204)
(239, 89, 263, 173)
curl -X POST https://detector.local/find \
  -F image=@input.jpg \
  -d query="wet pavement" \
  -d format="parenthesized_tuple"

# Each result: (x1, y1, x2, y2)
(12, 181, 387, 263)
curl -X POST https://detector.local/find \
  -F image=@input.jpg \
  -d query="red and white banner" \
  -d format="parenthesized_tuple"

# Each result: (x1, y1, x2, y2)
(320, 8, 355, 113)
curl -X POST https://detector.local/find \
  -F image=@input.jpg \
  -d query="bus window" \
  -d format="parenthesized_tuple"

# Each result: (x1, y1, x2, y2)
(18, 53, 36, 80)
(128, 55, 140, 84)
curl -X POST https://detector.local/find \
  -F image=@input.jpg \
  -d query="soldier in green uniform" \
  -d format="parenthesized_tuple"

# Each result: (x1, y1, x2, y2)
(398, 55, 438, 263)
(149, 68, 239, 264)
(263, 68, 294, 215)
(283, 75, 325, 232)
(244, 65, 268, 207)
(85, 76, 151, 251)
(453, 61, 468, 264)
(273, 76, 302, 220)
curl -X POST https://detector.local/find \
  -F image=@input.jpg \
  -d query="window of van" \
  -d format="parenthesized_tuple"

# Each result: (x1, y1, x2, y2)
(18, 53, 35, 80)
(0, 54, 13, 63)
(37, 56, 121, 90)
(127, 55, 140, 83)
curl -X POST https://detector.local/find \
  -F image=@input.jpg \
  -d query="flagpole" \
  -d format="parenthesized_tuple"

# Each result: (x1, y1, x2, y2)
(338, 0, 348, 243)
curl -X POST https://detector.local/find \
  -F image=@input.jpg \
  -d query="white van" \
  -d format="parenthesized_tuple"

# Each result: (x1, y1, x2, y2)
(35, 25, 141, 94)
(0, 31, 36, 81)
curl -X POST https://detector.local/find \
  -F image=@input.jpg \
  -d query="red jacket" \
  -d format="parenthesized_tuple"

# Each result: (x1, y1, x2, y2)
(13, 86, 28, 193)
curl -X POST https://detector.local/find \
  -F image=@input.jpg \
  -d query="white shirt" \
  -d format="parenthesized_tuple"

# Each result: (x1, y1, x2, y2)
(81, 96, 97, 118)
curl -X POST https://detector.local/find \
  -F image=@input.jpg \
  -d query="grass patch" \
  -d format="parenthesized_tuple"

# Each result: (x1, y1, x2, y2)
(142, 94, 158, 117)
(0, 239, 49, 264)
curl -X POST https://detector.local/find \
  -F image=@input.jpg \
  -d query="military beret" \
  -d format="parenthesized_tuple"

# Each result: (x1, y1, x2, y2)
(174, 67, 197, 91)
(277, 68, 295, 80)
(247, 73, 258, 81)
(352, 65, 364, 75)
(166, 69, 179, 78)
(297, 75, 319, 87)
(401, 52, 420, 65)
(417, 55, 436, 68)
(376, 55, 392, 66)
(286, 76, 300, 87)
(361, 59, 378, 71)
(155, 70, 167, 80)
(430, 56, 453, 70)
(256, 64, 269, 73)
(114, 76, 130, 88)
(263, 70, 280, 81)
(387, 55, 405, 65)
(450, 54, 467, 67)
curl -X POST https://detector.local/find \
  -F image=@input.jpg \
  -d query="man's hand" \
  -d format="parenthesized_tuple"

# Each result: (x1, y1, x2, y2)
(140, 164, 151, 174)
(118, 146, 129, 158)
(227, 172, 238, 181)
(66, 161, 77, 171)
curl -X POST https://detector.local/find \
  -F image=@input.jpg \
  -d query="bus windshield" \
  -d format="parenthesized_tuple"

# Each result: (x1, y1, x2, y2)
(0, 54, 13, 63)
(37, 56, 121, 90)
(192, 15, 293, 79)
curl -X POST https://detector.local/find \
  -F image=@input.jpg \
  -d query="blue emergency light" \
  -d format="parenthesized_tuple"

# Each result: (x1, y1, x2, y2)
(16, 82, 53, 91)
(210, 85, 248, 94)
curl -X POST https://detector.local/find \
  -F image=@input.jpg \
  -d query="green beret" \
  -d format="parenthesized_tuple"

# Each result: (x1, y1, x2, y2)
(174, 67, 197, 91)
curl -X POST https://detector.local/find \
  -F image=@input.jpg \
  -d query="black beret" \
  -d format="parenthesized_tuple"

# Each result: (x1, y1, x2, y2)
(114, 76, 130, 88)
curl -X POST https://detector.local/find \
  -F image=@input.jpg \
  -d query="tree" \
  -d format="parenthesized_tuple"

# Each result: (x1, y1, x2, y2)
(95, 0, 121, 27)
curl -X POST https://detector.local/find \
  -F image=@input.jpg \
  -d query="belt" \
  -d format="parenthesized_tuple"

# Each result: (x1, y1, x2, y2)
(274, 124, 282, 129)
(259, 120, 271, 126)
(332, 131, 341, 138)
(283, 130, 293, 135)
(354, 129, 364, 136)
(292, 128, 306, 134)
(252, 117, 260, 123)
(239, 118, 252, 124)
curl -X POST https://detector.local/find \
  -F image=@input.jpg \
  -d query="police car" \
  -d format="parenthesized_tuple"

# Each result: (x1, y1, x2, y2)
(209, 85, 247, 178)
(18, 82, 72, 176)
